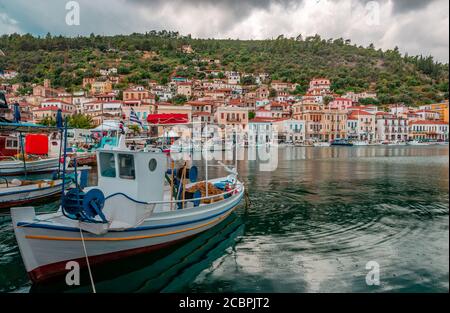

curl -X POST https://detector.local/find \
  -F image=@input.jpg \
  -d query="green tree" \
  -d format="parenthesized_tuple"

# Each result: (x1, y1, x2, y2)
(171, 94, 187, 105)
(68, 114, 94, 129)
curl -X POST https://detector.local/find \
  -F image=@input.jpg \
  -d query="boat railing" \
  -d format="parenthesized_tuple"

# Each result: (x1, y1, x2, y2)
(105, 183, 243, 205)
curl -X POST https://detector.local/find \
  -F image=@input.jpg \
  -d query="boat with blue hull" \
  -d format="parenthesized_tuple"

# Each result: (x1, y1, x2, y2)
(11, 133, 245, 283)
(331, 138, 354, 147)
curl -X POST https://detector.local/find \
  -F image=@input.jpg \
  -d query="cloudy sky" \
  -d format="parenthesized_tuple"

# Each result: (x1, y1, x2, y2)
(0, 0, 448, 62)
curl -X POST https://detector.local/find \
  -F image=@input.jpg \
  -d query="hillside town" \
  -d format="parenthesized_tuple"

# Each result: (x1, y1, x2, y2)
(1, 61, 449, 145)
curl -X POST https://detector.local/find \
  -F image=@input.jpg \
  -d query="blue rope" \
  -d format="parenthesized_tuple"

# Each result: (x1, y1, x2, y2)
(105, 192, 150, 204)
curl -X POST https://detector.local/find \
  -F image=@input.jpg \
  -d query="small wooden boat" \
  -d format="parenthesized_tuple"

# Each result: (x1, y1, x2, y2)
(352, 140, 369, 146)
(0, 156, 60, 176)
(11, 135, 245, 283)
(0, 169, 88, 209)
(313, 141, 331, 147)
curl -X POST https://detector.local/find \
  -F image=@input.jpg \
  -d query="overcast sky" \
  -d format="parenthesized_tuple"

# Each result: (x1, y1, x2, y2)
(0, 0, 448, 62)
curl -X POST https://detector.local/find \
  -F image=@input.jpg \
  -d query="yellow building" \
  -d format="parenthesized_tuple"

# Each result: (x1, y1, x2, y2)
(430, 102, 449, 123)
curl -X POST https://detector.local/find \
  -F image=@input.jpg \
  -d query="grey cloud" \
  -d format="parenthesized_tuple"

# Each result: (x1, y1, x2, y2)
(391, 0, 439, 14)
(0, 0, 447, 62)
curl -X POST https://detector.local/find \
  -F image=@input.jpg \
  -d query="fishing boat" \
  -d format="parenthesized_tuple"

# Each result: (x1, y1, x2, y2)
(313, 141, 331, 147)
(0, 170, 88, 209)
(352, 140, 369, 146)
(383, 140, 407, 146)
(11, 133, 245, 282)
(406, 140, 431, 146)
(0, 156, 60, 176)
(331, 138, 353, 146)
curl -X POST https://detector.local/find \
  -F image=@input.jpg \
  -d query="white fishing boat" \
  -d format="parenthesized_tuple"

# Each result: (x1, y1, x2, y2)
(11, 135, 245, 283)
(352, 140, 369, 146)
(406, 140, 431, 146)
(313, 141, 331, 147)
(0, 156, 60, 176)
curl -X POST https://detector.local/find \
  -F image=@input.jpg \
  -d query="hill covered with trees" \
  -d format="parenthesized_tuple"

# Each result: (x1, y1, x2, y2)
(0, 31, 448, 106)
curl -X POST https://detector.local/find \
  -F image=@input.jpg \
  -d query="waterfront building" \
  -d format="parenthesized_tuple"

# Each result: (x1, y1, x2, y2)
(321, 108, 348, 141)
(346, 110, 376, 141)
(376, 113, 409, 142)
(273, 118, 306, 143)
(409, 120, 449, 141)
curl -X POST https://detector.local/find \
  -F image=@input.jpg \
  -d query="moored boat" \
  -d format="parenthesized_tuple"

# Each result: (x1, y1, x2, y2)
(352, 140, 369, 146)
(331, 138, 353, 146)
(11, 135, 245, 282)
(0, 170, 88, 209)
(0, 156, 60, 176)
(313, 141, 331, 147)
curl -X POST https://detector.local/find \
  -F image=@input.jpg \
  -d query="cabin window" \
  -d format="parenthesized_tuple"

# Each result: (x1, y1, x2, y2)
(148, 158, 157, 172)
(100, 152, 116, 178)
(5, 139, 18, 149)
(119, 154, 135, 180)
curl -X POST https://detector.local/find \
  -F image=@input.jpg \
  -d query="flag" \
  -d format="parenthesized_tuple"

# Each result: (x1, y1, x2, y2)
(119, 120, 125, 134)
(129, 108, 142, 127)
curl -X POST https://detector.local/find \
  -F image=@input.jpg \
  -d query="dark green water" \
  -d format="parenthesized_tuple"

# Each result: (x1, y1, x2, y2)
(0, 146, 448, 293)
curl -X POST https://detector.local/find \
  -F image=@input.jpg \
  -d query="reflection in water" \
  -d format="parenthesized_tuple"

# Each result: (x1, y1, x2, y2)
(0, 146, 448, 293)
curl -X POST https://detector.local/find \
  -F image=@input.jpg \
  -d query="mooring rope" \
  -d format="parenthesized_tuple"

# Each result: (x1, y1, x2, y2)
(79, 225, 96, 293)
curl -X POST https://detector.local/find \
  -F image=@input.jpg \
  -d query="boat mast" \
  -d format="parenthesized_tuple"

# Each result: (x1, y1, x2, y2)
(204, 121, 208, 197)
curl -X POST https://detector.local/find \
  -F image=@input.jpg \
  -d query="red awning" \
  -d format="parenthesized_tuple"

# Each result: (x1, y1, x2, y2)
(147, 113, 189, 125)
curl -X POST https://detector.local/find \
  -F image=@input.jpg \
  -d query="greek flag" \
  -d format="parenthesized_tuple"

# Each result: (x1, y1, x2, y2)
(129, 108, 142, 126)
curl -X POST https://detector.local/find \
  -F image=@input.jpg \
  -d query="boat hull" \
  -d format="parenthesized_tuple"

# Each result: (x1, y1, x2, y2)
(0, 157, 60, 176)
(0, 180, 68, 209)
(11, 188, 244, 283)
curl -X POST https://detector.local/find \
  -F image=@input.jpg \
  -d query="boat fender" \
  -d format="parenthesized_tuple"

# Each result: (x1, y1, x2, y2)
(192, 190, 201, 207)
(189, 166, 198, 182)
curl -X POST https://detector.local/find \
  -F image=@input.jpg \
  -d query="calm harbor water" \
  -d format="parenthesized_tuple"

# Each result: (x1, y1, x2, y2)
(0, 145, 448, 293)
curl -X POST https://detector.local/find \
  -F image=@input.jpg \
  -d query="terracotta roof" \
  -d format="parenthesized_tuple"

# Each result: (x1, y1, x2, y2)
(42, 98, 72, 105)
(348, 110, 373, 116)
(33, 106, 71, 113)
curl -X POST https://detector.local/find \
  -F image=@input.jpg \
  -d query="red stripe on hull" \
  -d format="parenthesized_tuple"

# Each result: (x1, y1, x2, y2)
(28, 234, 197, 283)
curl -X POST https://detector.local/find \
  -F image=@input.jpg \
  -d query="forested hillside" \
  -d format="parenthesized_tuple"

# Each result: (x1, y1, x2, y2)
(0, 31, 448, 106)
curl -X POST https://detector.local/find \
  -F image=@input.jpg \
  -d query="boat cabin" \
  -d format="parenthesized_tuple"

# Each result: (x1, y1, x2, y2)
(0, 135, 19, 158)
(96, 148, 167, 203)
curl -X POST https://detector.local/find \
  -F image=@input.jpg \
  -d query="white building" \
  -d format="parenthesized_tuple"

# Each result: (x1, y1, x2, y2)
(409, 120, 449, 141)
(273, 118, 306, 143)
(376, 113, 409, 142)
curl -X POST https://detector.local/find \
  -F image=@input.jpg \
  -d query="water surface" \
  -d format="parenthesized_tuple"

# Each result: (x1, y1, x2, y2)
(0, 146, 448, 293)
